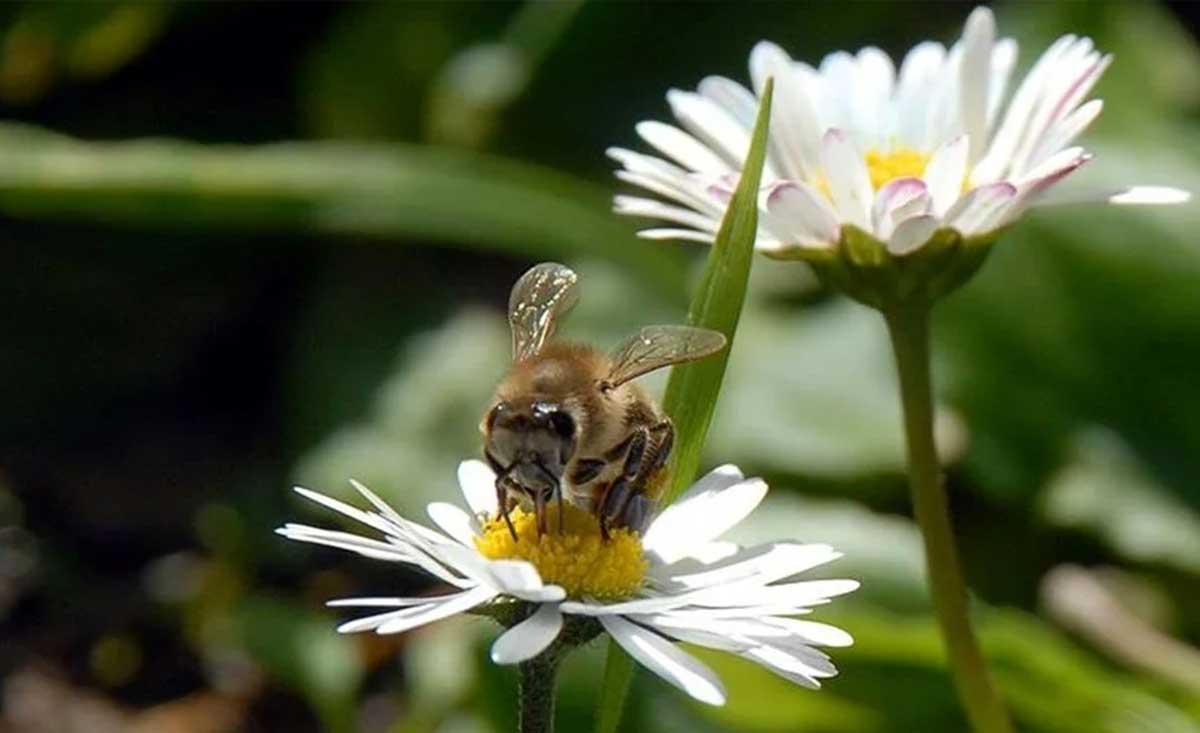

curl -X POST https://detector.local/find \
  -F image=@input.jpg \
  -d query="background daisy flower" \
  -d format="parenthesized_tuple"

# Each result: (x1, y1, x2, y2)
(611, 6, 1188, 259)
(278, 462, 858, 706)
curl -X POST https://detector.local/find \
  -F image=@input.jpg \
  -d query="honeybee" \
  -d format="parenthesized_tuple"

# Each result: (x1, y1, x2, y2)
(480, 262, 726, 540)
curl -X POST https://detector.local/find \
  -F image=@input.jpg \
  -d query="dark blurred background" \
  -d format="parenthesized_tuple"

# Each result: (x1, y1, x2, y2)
(1, 2, 1199, 732)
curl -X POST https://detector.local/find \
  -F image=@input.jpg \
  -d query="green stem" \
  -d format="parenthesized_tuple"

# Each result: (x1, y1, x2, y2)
(884, 305, 1015, 733)
(518, 650, 561, 733)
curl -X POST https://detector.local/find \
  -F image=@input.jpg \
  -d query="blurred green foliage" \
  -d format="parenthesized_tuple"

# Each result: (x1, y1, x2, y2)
(2, 2, 1199, 733)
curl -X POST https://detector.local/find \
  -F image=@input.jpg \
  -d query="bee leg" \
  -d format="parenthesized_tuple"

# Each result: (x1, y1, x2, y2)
(645, 420, 674, 474)
(598, 427, 650, 539)
(556, 488, 565, 534)
(496, 482, 518, 541)
(534, 491, 547, 536)
(597, 478, 628, 541)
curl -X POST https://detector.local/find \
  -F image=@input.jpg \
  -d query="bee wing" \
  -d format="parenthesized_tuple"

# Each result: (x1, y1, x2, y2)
(605, 325, 727, 388)
(508, 262, 580, 362)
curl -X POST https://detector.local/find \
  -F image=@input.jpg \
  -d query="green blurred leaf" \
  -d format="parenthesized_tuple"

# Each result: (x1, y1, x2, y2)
(1043, 429, 1200, 576)
(0, 123, 687, 295)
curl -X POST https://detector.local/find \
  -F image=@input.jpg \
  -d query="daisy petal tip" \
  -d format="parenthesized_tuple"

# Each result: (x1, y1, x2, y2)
(1110, 186, 1191, 205)
(965, 5, 995, 33)
(822, 127, 847, 145)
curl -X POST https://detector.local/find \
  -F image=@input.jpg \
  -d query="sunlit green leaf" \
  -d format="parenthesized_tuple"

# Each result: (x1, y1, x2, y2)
(0, 123, 687, 295)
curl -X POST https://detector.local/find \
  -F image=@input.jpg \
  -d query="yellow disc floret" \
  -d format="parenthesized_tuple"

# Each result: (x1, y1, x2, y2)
(863, 147, 931, 190)
(475, 503, 647, 600)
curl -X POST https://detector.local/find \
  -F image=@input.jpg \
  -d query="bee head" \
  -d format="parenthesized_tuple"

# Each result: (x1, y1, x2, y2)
(483, 399, 577, 500)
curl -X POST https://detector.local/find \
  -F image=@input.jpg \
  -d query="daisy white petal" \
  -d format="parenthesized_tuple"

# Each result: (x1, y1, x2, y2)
(656, 542, 840, 590)
(819, 128, 873, 229)
(972, 33, 1078, 184)
(742, 643, 837, 687)
(854, 47, 896, 147)
(486, 559, 566, 602)
(1033, 185, 1192, 207)
(457, 460, 498, 517)
(743, 647, 825, 688)
(637, 227, 718, 243)
(643, 466, 767, 564)
(600, 614, 728, 706)
(667, 89, 752, 169)
(615, 195, 722, 233)
(690, 578, 861, 609)
(749, 42, 823, 179)
(943, 182, 1017, 236)
(986, 38, 1018, 128)
(374, 585, 498, 635)
(490, 604, 563, 664)
(888, 214, 941, 256)
(292, 485, 399, 538)
(635, 613, 789, 641)
(924, 134, 969, 216)
(872, 177, 930, 239)
(561, 594, 697, 617)
(636, 120, 733, 174)
(336, 605, 437, 634)
(761, 181, 840, 248)
(1029, 98, 1103, 167)
(959, 6, 995, 163)
(698, 75, 757, 126)
(643, 623, 750, 653)
(276, 524, 412, 563)
(896, 41, 946, 145)
(610, 149, 724, 216)
(327, 595, 463, 608)
(763, 617, 855, 647)
(427, 502, 479, 546)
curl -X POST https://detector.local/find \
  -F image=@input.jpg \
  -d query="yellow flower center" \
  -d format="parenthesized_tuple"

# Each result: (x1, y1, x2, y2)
(475, 503, 647, 600)
(863, 147, 930, 190)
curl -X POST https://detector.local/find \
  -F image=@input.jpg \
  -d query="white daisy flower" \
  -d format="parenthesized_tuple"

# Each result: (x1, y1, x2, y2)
(610, 6, 1188, 260)
(277, 462, 858, 706)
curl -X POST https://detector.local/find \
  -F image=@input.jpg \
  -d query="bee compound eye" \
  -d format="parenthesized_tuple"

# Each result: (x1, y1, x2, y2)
(548, 410, 575, 440)
(487, 401, 510, 429)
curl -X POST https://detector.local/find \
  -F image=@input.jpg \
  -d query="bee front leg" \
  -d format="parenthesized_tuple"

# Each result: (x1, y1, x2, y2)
(495, 480, 518, 541)
(599, 428, 649, 539)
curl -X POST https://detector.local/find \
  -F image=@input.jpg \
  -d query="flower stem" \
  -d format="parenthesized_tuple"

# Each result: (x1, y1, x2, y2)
(884, 305, 1014, 733)
(518, 650, 561, 733)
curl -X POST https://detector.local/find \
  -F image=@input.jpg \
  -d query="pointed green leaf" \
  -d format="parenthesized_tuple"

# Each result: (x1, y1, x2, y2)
(661, 77, 773, 502)
(595, 79, 773, 733)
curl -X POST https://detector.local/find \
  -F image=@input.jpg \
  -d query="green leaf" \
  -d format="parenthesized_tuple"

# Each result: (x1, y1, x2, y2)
(661, 77, 774, 502)
(595, 79, 773, 733)
(0, 122, 687, 296)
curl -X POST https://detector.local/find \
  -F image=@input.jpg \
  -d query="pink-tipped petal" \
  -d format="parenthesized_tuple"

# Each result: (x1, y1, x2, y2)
(762, 180, 840, 248)
(943, 182, 1017, 235)
(872, 177, 929, 238)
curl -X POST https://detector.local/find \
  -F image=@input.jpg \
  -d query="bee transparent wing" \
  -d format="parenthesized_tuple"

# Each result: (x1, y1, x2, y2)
(508, 262, 580, 362)
(604, 325, 727, 388)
